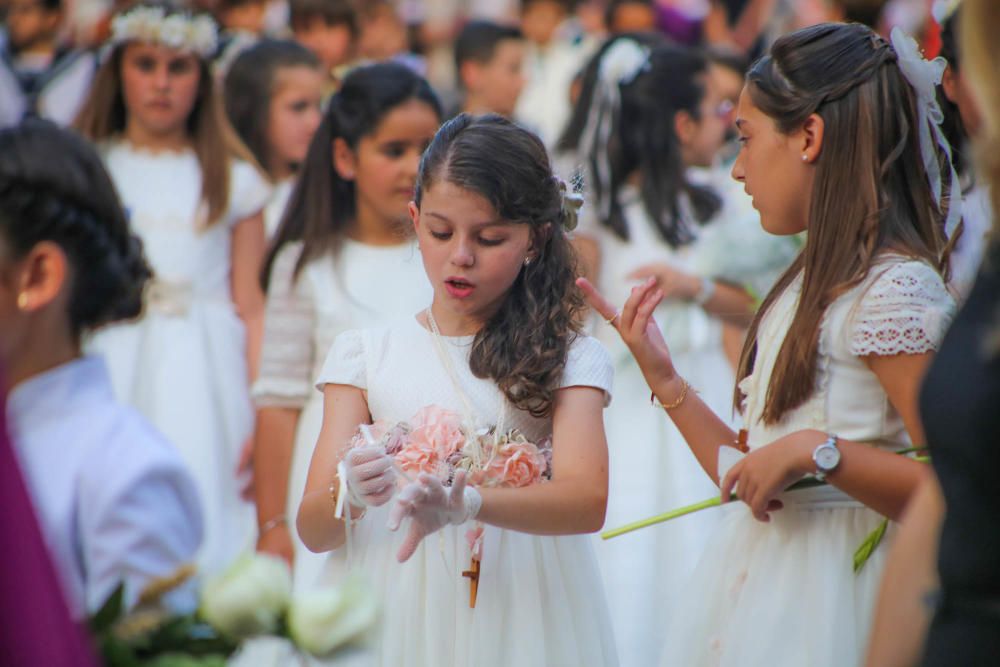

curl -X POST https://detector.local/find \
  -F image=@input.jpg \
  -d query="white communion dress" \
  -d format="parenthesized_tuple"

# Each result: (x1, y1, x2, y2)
(314, 318, 619, 666)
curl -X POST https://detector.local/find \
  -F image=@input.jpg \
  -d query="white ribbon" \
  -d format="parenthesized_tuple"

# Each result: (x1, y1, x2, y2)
(890, 27, 963, 241)
(578, 39, 651, 221)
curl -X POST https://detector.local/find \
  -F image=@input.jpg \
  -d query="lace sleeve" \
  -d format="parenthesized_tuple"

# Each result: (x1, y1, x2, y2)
(850, 260, 956, 357)
(252, 242, 315, 408)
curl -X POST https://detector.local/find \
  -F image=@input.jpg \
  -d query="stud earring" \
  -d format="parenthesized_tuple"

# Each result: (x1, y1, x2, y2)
(801, 154, 809, 162)
(524, 256, 532, 267)
(17, 293, 29, 309)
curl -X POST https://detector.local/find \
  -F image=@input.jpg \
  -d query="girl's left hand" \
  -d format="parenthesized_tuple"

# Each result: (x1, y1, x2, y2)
(387, 471, 482, 562)
(627, 263, 701, 302)
(719, 429, 825, 522)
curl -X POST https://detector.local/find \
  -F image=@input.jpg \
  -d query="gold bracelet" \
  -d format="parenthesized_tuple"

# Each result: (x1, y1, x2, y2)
(651, 378, 691, 411)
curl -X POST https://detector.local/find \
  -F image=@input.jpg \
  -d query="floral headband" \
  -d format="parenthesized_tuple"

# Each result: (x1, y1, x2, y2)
(109, 6, 218, 58)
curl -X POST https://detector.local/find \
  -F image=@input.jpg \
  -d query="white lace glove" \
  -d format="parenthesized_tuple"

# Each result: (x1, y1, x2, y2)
(341, 446, 397, 508)
(386, 470, 482, 563)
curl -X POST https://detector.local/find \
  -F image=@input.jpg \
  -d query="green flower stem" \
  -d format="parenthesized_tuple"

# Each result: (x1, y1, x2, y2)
(601, 496, 728, 540)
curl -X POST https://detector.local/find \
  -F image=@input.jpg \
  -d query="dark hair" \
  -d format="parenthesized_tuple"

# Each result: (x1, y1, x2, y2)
(559, 36, 720, 245)
(835, 0, 887, 27)
(262, 61, 441, 289)
(705, 46, 748, 77)
(224, 39, 320, 178)
(289, 0, 357, 34)
(416, 114, 584, 418)
(736, 22, 950, 423)
(0, 120, 151, 335)
(938, 7, 969, 178)
(454, 21, 523, 79)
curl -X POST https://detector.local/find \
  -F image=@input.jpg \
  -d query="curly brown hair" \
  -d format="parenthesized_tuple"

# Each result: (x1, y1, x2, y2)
(415, 114, 585, 417)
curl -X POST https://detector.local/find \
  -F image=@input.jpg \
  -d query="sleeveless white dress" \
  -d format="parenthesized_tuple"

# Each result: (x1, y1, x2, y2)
(314, 319, 619, 666)
(88, 141, 270, 576)
(661, 256, 956, 666)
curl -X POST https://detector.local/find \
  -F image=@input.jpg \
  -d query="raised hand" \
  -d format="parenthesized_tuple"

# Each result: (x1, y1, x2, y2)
(387, 470, 482, 563)
(342, 446, 397, 507)
(576, 276, 678, 389)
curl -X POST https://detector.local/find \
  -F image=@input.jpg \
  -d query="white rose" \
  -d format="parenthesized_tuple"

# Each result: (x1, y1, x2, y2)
(288, 574, 378, 657)
(199, 553, 292, 639)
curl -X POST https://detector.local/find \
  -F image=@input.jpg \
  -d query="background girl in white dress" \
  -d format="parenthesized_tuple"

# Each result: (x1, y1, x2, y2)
(223, 39, 324, 239)
(580, 22, 957, 667)
(0, 120, 201, 616)
(251, 62, 441, 589)
(297, 114, 618, 666)
(560, 35, 782, 664)
(75, 4, 269, 576)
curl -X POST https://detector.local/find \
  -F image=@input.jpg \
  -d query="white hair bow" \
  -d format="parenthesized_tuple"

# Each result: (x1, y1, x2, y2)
(579, 39, 651, 221)
(890, 27, 962, 241)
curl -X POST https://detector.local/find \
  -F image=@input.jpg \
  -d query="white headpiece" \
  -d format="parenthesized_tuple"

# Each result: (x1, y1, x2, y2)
(578, 38, 651, 221)
(110, 6, 218, 58)
(889, 26, 962, 240)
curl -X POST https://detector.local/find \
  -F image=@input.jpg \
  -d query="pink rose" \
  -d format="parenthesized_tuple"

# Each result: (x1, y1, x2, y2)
(395, 442, 441, 475)
(408, 406, 466, 460)
(498, 441, 547, 487)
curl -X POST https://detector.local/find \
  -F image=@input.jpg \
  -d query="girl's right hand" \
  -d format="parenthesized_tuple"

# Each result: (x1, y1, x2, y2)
(577, 277, 678, 388)
(343, 446, 397, 507)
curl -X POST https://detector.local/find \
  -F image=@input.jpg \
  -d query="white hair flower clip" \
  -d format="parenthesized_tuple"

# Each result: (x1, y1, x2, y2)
(557, 178, 584, 232)
(109, 6, 218, 58)
(890, 27, 962, 240)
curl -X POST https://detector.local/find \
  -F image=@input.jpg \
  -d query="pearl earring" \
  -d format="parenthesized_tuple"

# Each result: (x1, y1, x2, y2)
(802, 155, 809, 162)
(17, 293, 29, 309)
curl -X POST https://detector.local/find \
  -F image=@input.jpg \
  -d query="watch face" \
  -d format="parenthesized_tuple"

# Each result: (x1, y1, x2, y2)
(816, 444, 840, 471)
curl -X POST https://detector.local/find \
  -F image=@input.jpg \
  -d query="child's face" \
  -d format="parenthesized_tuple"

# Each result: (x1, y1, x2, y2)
(467, 39, 526, 117)
(295, 19, 353, 72)
(678, 64, 735, 168)
(340, 99, 439, 228)
(609, 2, 656, 33)
(120, 43, 201, 139)
(267, 65, 324, 175)
(5, 0, 61, 51)
(411, 181, 533, 327)
(731, 86, 814, 236)
(521, 1, 566, 46)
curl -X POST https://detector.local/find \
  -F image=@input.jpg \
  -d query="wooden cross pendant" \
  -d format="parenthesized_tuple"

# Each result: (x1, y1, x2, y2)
(462, 557, 481, 608)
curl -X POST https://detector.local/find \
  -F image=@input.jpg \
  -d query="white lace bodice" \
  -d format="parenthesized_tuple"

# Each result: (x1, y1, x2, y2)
(740, 256, 956, 450)
(316, 318, 613, 445)
(253, 240, 431, 409)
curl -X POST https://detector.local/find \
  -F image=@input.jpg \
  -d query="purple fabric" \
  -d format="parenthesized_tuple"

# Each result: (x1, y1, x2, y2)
(656, 5, 704, 45)
(0, 385, 98, 666)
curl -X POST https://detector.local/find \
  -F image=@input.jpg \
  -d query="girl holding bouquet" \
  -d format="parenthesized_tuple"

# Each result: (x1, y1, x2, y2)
(75, 3, 269, 576)
(297, 114, 618, 666)
(580, 22, 957, 666)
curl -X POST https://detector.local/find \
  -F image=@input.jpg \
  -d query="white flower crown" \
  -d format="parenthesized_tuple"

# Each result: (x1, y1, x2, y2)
(110, 6, 218, 58)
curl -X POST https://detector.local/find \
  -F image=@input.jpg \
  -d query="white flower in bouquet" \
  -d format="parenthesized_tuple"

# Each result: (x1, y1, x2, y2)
(288, 574, 378, 657)
(199, 553, 291, 639)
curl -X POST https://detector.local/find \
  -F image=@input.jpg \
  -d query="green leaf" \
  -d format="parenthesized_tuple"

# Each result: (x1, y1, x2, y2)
(89, 583, 126, 634)
(853, 518, 889, 573)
